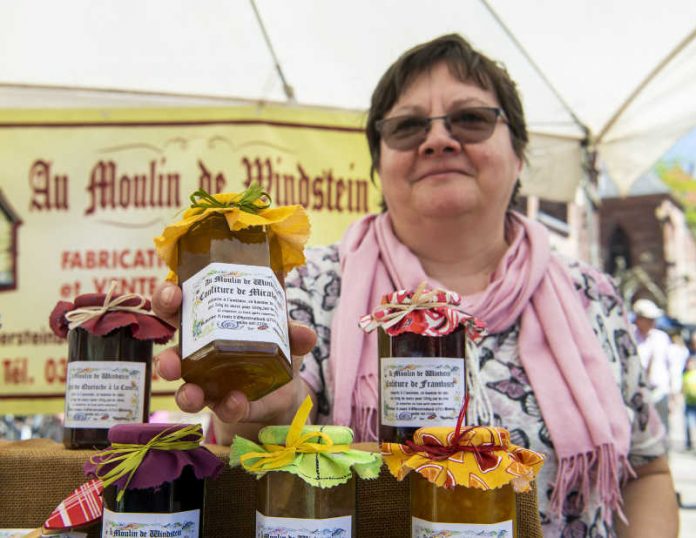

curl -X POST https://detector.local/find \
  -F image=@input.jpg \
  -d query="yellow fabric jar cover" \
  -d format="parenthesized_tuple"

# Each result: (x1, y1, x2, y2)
(382, 425, 544, 493)
(154, 185, 310, 282)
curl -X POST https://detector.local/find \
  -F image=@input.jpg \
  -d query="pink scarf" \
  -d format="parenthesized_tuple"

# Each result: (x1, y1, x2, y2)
(329, 211, 632, 519)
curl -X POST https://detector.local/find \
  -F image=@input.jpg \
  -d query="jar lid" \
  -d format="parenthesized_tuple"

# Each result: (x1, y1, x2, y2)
(49, 284, 175, 343)
(382, 425, 545, 492)
(154, 185, 310, 282)
(230, 396, 382, 488)
(359, 283, 486, 339)
(84, 423, 224, 493)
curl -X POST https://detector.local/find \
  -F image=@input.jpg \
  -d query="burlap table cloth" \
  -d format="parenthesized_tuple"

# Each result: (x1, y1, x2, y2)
(0, 439, 541, 537)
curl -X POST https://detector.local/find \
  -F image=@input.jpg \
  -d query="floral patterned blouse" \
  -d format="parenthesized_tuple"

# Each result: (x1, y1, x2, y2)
(286, 244, 666, 537)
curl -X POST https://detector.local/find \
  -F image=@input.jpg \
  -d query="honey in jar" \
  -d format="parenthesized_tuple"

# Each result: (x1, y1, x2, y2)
(154, 186, 310, 403)
(85, 423, 224, 537)
(360, 285, 486, 443)
(49, 287, 175, 449)
(231, 396, 382, 538)
(381, 422, 545, 537)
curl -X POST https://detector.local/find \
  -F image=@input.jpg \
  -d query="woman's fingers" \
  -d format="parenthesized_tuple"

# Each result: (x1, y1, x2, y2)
(211, 377, 307, 425)
(174, 383, 207, 413)
(154, 345, 182, 381)
(151, 281, 182, 327)
(289, 321, 317, 370)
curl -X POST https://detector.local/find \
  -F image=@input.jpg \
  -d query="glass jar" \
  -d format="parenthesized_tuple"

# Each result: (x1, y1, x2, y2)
(256, 471, 356, 537)
(64, 326, 152, 449)
(102, 465, 205, 536)
(177, 213, 292, 402)
(87, 423, 223, 538)
(410, 473, 517, 537)
(377, 325, 467, 443)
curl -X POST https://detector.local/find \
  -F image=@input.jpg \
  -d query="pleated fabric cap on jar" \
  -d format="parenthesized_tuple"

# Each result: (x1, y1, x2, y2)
(382, 422, 545, 492)
(230, 395, 382, 487)
(84, 423, 224, 498)
(154, 184, 310, 283)
(49, 283, 175, 342)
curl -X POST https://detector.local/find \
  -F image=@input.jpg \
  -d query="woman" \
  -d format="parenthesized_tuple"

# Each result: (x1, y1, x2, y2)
(154, 34, 678, 536)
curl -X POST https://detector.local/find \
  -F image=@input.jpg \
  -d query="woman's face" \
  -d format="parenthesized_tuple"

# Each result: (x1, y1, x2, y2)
(377, 61, 522, 225)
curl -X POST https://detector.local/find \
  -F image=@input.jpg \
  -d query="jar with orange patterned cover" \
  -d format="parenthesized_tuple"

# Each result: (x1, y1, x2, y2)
(381, 423, 544, 537)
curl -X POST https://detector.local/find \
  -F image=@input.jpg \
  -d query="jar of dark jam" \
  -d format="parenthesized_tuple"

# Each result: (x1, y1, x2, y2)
(49, 290, 175, 450)
(361, 286, 484, 444)
(65, 326, 152, 449)
(177, 213, 293, 403)
(85, 423, 224, 538)
(378, 325, 466, 444)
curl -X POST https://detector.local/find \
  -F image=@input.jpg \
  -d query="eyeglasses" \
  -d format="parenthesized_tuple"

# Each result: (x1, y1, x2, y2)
(375, 106, 508, 150)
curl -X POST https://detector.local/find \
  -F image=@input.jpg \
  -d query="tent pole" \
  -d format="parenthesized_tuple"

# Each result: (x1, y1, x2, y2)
(597, 26, 696, 143)
(479, 0, 587, 134)
(249, 0, 295, 102)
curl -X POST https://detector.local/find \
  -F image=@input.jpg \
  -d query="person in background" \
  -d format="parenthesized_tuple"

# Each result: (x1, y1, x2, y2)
(632, 298, 673, 436)
(153, 34, 677, 537)
(683, 356, 696, 450)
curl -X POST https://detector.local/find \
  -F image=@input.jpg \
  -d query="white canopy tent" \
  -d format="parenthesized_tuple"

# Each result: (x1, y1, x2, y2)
(1, 0, 695, 200)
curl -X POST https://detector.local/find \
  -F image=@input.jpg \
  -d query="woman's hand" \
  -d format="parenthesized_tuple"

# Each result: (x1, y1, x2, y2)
(152, 280, 318, 443)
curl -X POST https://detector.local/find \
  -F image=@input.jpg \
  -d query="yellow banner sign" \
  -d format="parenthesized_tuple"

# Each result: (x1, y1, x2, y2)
(0, 105, 379, 413)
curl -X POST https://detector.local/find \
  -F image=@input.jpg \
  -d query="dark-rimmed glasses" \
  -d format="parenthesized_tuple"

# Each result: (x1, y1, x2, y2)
(375, 107, 508, 150)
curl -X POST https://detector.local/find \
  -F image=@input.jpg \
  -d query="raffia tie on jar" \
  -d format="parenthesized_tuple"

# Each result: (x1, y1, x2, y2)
(231, 395, 382, 485)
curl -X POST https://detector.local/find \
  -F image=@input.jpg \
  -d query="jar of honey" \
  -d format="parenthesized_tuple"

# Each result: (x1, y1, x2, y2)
(360, 284, 486, 443)
(85, 423, 224, 537)
(231, 396, 382, 538)
(154, 185, 309, 403)
(49, 286, 175, 449)
(382, 421, 545, 537)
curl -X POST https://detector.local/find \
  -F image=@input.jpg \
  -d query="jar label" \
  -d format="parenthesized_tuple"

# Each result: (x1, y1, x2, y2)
(181, 262, 290, 362)
(412, 516, 513, 537)
(64, 361, 146, 428)
(256, 511, 351, 538)
(102, 508, 200, 537)
(380, 357, 465, 427)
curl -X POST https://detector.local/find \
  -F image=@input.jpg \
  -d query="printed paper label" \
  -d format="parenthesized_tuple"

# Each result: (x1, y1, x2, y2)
(381, 357, 465, 427)
(0, 529, 87, 538)
(102, 508, 200, 537)
(256, 511, 351, 538)
(181, 262, 290, 362)
(64, 361, 146, 428)
(412, 516, 513, 537)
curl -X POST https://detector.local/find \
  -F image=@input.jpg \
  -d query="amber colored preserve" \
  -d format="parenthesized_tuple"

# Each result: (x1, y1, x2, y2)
(377, 326, 466, 443)
(257, 472, 356, 537)
(177, 213, 292, 402)
(411, 474, 517, 536)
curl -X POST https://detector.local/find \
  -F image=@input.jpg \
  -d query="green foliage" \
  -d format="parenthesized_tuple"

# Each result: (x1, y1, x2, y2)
(655, 161, 696, 233)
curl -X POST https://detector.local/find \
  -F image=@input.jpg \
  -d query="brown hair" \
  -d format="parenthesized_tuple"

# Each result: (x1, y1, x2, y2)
(366, 34, 528, 203)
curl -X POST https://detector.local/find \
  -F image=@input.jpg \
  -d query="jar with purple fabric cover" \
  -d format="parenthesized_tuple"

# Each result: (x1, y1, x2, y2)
(85, 423, 224, 537)
(359, 284, 487, 443)
(49, 285, 176, 449)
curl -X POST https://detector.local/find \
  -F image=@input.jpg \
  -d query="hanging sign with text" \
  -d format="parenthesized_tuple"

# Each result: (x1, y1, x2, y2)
(0, 105, 378, 413)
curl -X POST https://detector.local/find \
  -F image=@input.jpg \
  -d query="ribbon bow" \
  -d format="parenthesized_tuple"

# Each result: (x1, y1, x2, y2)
(64, 280, 156, 331)
(89, 424, 203, 502)
(188, 184, 270, 215)
(359, 281, 455, 332)
(239, 395, 351, 473)
(405, 394, 504, 461)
